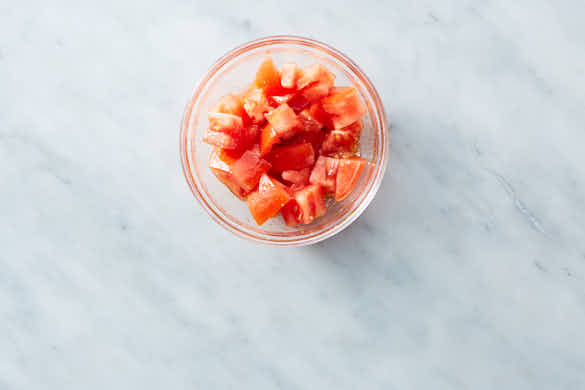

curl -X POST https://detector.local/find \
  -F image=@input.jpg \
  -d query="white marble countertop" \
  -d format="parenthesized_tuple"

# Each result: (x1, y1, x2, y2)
(2, 1, 585, 388)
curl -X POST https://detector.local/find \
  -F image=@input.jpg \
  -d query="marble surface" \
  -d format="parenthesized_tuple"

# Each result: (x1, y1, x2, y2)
(2, 0, 585, 388)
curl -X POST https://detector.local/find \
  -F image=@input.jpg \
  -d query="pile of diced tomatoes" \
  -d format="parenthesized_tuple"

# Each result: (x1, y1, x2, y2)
(204, 57, 368, 226)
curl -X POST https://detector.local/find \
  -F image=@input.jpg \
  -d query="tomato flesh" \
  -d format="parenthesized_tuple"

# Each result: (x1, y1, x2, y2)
(265, 143, 315, 173)
(280, 63, 299, 89)
(231, 150, 272, 192)
(260, 123, 281, 156)
(265, 103, 301, 137)
(335, 157, 367, 201)
(209, 150, 249, 199)
(294, 184, 326, 224)
(281, 167, 311, 186)
(248, 174, 291, 225)
(243, 88, 271, 124)
(309, 156, 339, 193)
(255, 58, 282, 96)
(210, 94, 245, 117)
(321, 87, 366, 129)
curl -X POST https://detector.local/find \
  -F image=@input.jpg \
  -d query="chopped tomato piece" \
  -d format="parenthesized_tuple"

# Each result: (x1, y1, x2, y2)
(321, 87, 366, 129)
(255, 58, 282, 96)
(203, 130, 240, 149)
(281, 200, 302, 226)
(265, 103, 301, 137)
(210, 93, 245, 117)
(297, 64, 336, 90)
(286, 93, 310, 112)
(335, 157, 366, 201)
(231, 150, 271, 192)
(209, 150, 248, 199)
(280, 63, 299, 89)
(320, 120, 363, 156)
(309, 156, 339, 193)
(243, 88, 271, 123)
(281, 167, 311, 185)
(301, 81, 332, 102)
(260, 123, 281, 156)
(248, 174, 291, 225)
(299, 109, 323, 133)
(288, 131, 326, 158)
(294, 184, 326, 224)
(265, 143, 315, 173)
(216, 147, 242, 164)
(208, 112, 243, 134)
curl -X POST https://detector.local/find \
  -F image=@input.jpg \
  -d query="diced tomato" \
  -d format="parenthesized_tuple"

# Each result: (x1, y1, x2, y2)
(280, 63, 299, 89)
(209, 150, 249, 199)
(216, 147, 242, 164)
(265, 143, 315, 173)
(288, 131, 326, 158)
(287, 93, 310, 112)
(243, 88, 271, 123)
(265, 103, 301, 137)
(297, 64, 335, 90)
(210, 94, 245, 116)
(299, 109, 323, 133)
(301, 82, 332, 102)
(203, 130, 240, 149)
(260, 123, 281, 156)
(281, 167, 311, 186)
(335, 157, 366, 201)
(294, 184, 326, 224)
(321, 87, 366, 129)
(255, 58, 282, 96)
(281, 200, 302, 226)
(309, 156, 339, 193)
(320, 119, 363, 156)
(247, 174, 291, 225)
(231, 150, 272, 192)
(208, 112, 243, 134)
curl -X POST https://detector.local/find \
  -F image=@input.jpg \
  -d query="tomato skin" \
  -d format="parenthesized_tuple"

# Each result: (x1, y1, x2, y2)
(209, 150, 249, 199)
(248, 174, 291, 225)
(265, 103, 301, 137)
(231, 150, 272, 192)
(294, 184, 326, 224)
(265, 143, 315, 173)
(254, 58, 282, 96)
(309, 156, 339, 193)
(335, 157, 367, 201)
(321, 87, 366, 129)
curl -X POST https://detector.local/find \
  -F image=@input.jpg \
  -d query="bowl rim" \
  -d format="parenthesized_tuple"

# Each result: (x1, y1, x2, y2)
(180, 35, 389, 246)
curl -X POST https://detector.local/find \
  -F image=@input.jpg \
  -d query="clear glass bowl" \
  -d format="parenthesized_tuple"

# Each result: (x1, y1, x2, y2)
(180, 36, 389, 246)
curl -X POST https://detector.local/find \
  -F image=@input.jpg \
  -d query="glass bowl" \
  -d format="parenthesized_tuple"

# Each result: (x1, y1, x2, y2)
(180, 36, 389, 246)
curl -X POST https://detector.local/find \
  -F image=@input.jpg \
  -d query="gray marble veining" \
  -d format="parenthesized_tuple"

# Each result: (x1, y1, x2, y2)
(1, 0, 584, 388)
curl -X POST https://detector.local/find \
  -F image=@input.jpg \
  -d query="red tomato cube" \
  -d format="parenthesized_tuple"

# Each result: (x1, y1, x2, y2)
(231, 150, 272, 192)
(321, 87, 366, 129)
(208, 112, 243, 134)
(335, 157, 367, 201)
(265, 103, 301, 137)
(203, 130, 240, 149)
(209, 150, 249, 199)
(248, 174, 291, 225)
(209, 93, 245, 117)
(294, 184, 326, 224)
(260, 123, 281, 156)
(265, 143, 315, 173)
(297, 64, 335, 90)
(280, 63, 299, 89)
(255, 58, 282, 96)
(321, 119, 363, 156)
(286, 93, 310, 113)
(280, 200, 302, 226)
(281, 167, 311, 186)
(309, 156, 340, 193)
(243, 88, 271, 123)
